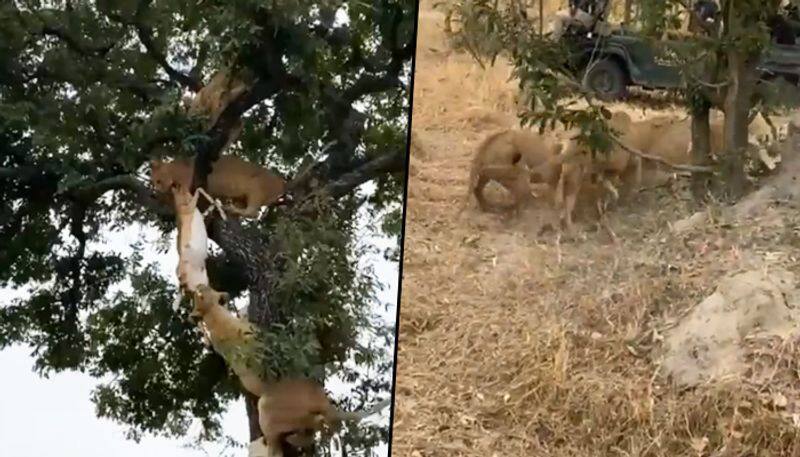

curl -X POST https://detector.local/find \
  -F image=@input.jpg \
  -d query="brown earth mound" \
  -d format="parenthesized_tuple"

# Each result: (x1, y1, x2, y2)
(662, 268, 800, 387)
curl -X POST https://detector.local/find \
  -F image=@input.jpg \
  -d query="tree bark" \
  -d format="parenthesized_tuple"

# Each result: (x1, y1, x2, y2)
(690, 96, 712, 202)
(245, 392, 262, 441)
(623, 0, 632, 26)
(720, 49, 758, 201)
(207, 219, 279, 325)
(539, 0, 543, 37)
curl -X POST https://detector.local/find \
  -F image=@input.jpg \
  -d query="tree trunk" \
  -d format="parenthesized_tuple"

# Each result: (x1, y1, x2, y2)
(690, 97, 712, 202)
(539, 0, 543, 37)
(623, 0, 632, 25)
(719, 49, 758, 201)
(688, 35, 718, 203)
(245, 393, 262, 441)
(208, 209, 314, 456)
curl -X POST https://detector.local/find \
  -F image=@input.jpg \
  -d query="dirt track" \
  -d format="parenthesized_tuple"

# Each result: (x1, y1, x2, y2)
(394, 3, 800, 456)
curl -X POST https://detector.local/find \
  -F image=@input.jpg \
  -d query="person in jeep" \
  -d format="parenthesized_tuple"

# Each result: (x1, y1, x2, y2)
(767, 1, 800, 45)
(551, 0, 611, 40)
(687, 0, 719, 35)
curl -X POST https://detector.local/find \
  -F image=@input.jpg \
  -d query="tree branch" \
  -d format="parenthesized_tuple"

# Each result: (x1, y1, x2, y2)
(67, 174, 173, 217)
(96, 0, 201, 91)
(320, 21, 410, 185)
(133, 23, 201, 91)
(28, 44, 166, 104)
(65, 202, 87, 319)
(0, 165, 173, 218)
(312, 148, 406, 200)
(70, 174, 144, 196)
(342, 72, 405, 104)
(40, 25, 114, 58)
(0, 166, 42, 181)
(190, 80, 280, 198)
(248, 7, 411, 202)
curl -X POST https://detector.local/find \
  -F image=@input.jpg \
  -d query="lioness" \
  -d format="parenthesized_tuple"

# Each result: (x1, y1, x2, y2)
(257, 378, 390, 451)
(151, 155, 287, 218)
(552, 110, 642, 229)
(466, 128, 567, 215)
(466, 113, 630, 231)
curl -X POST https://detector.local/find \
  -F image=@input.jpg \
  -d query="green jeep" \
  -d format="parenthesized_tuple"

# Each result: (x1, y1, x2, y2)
(565, 29, 800, 101)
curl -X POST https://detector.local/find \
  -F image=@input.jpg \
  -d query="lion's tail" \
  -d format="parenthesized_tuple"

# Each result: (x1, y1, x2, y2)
(459, 162, 479, 215)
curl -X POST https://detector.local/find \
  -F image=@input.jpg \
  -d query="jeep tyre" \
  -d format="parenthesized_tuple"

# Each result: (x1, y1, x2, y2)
(582, 58, 628, 101)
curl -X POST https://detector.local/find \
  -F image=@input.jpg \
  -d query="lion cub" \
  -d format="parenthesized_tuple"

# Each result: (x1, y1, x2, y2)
(190, 285, 269, 397)
(151, 156, 287, 218)
(257, 378, 390, 451)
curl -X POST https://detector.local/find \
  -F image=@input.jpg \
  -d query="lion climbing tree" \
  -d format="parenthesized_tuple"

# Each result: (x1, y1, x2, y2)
(442, 0, 800, 201)
(0, 0, 413, 456)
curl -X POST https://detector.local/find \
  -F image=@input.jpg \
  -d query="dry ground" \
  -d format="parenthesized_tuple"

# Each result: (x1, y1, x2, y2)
(394, 2, 800, 456)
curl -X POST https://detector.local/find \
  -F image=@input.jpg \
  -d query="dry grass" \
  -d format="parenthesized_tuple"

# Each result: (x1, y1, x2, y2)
(395, 4, 800, 456)
(413, 9, 519, 131)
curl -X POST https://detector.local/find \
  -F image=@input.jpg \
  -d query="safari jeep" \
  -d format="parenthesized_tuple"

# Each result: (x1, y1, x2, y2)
(564, 29, 800, 101)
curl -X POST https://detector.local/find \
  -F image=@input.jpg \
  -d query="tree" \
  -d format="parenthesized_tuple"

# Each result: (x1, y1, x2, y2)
(674, 0, 784, 200)
(0, 0, 414, 455)
(441, 0, 800, 202)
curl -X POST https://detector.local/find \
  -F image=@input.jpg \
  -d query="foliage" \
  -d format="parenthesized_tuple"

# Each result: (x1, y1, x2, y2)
(439, 0, 798, 161)
(0, 0, 412, 454)
(437, 0, 510, 65)
(638, 0, 681, 36)
(438, 0, 627, 153)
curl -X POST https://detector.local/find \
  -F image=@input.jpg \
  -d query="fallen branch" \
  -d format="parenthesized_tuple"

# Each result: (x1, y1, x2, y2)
(612, 137, 716, 174)
(547, 73, 716, 174)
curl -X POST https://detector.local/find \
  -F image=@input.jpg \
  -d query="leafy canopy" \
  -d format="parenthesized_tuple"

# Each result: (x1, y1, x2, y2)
(0, 0, 413, 453)
(440, 0, 798, 157)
